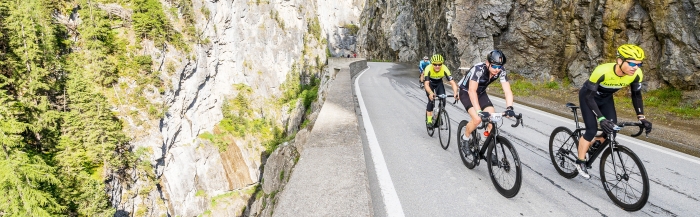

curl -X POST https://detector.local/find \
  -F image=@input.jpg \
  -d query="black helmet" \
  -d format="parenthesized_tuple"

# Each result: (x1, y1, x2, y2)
(487, 50, 507, 65)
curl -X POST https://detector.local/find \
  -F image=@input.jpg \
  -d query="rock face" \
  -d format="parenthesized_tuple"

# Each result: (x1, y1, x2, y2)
(358, 0, 700, 90)
(106, 0, 363, 216)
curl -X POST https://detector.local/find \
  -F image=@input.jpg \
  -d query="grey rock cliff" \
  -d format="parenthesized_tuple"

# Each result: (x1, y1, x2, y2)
(358, 0, 700, 90)
(106, 0, 363, 216)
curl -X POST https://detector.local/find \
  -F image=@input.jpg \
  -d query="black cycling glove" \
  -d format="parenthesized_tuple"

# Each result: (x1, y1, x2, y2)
(505, 106, 515, 117)
(639, 119, 652, 134)
(599, 118, 616, 134)
(477, 110, 490, 120)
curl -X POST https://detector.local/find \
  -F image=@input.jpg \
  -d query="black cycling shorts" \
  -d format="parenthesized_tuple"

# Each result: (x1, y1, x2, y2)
(459, 88, 493, 111)
(426, 80, 445, 111)
(578, 88, 617, 141)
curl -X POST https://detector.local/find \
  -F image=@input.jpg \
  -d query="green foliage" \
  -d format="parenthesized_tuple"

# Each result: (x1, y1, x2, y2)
(177, 0, 197, 41)
(132, 0, 188, 50)
(0, 0, 157, 215)
(508, 80, 535, 96)
(544, 81, 559, 89)
(344, 24, 359, 35)
(0, 0, 69, 215)
(196, 190, 207, 197)
(643, 88, 700, 118)
(270, 10, 285, 30)
(200, 6, 211, 19)
(307, 17, 322, 40)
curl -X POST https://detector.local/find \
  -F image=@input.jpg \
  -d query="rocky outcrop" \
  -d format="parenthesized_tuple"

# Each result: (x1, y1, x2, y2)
(358, 0, 460, 71)
(358, 0, 700, 90)
(104, 0, 363, 216)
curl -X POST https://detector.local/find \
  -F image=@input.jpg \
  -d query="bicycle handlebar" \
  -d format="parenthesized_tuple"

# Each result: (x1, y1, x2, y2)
(511, 113, 523, 128)
(476, 112, 524, 129)
(616, 122, 646, 138)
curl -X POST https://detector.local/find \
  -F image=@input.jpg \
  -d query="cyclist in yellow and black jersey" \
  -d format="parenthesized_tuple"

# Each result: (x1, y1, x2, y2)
(423, 54, 459, 126)
(575, 44, 653, 179)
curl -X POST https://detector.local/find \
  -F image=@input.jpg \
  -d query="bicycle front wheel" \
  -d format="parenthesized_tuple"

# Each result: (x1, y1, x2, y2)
(438, 110, 451, 150)
(457, 121, 478, 169)
(549, 127, 578, 179)
(426, 116, 435, 137)
(487, 136, 522, 198)
(599, 145, 650, 211)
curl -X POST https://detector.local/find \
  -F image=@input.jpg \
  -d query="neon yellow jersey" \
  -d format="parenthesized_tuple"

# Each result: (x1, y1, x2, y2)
(423, 64, 453, 81)
(588, 63, 643, 97)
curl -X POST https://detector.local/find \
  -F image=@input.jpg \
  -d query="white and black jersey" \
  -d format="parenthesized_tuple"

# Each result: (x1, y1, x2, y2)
(458, 62, 508, 95)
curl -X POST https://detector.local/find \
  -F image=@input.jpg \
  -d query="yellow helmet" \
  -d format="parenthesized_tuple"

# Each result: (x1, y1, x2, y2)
(616, 44, 645, 60)
(430, 54, 444, 64)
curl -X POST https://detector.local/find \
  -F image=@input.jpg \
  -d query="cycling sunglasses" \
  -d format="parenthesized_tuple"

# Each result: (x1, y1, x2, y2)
(625, 61, 643, 68)
(491, 64, 503, 69)
(433, 63, 443, 66)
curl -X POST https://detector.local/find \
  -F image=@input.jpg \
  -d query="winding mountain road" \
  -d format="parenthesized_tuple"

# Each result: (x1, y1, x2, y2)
(355, 62, 699, 216)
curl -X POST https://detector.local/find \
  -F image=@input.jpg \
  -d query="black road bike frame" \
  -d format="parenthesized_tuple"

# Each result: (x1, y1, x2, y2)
(560, 103, 645, 169)
(473, 112, 523, 166)
(429, 94, 454, 128)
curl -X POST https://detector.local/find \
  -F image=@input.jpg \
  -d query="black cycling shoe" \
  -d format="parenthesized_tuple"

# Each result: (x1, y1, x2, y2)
(575, 159, 591, 179)
(461, 137, 472, 155)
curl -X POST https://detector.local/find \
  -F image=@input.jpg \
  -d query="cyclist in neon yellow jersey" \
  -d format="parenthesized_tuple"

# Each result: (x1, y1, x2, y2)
(423, 54, 459, 126)
(575, 44, 653, 179)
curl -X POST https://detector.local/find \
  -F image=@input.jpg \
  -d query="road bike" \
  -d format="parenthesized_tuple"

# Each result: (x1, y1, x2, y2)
(549, 103, 649, 211)
(426, 94, 454, 150)
(457, 111, 524, 198)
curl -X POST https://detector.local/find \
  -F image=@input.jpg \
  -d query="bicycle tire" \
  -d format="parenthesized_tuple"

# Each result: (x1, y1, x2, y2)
(487, 136, 522, 198)
(549, 127, 578, 179)
(599, 145, 650, 211)
(457, 120, 478, 169)
(438, 109, 451, 150)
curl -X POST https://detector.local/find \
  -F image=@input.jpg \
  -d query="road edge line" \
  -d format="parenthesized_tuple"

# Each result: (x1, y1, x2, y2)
(355, 65, 406, 217)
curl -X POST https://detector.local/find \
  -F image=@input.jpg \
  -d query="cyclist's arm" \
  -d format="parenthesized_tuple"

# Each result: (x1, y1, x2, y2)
(583, 78, 605, 119)
(444, 68, 458, 97)
(501, 81, 514, 108)
(468, 79, 481, 111)
(630, 75, 644, 115)
(424, 78, 432, 94)
(500, 70, 513, 107)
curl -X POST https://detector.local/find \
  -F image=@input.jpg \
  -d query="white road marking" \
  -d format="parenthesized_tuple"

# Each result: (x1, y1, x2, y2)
(355, 65, 406, 217)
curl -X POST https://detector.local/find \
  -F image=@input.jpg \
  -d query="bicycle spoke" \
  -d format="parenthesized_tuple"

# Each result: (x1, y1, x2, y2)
(603, 149, 646, 206)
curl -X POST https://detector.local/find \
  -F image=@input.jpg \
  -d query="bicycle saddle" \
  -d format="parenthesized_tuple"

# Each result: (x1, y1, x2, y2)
(565, 102, 578, 108)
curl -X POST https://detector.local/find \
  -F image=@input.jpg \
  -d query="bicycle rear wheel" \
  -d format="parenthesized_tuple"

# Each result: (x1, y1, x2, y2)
(599, 145, 649, 211)
(549, 127, 578, 179)
(438, 110, 451, 150)
(457, 121, 478, 169)
(487, 136, 522, 198)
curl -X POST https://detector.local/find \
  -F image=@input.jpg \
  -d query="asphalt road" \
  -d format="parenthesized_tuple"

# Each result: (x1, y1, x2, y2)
(355, 62, 700, 216)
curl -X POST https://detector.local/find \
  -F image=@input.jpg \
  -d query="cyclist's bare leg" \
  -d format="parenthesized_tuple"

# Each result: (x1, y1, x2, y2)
(465, 107, 482, 136)
(577, 137, 592, 160)
(483, 106, 496, 132)
(593, 133, 606, 144)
